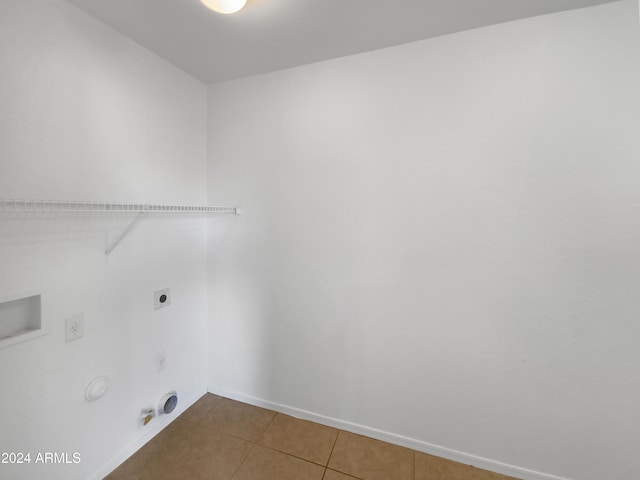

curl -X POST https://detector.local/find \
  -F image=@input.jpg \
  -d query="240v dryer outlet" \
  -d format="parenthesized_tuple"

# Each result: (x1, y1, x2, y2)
(154, 289, 171, 310)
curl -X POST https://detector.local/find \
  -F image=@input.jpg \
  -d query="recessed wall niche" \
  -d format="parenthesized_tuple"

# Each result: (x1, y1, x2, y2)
(0, 294, 44, 349)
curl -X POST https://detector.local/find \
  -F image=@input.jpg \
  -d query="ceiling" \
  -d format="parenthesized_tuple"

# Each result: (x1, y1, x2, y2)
(67, 0, 618, 84)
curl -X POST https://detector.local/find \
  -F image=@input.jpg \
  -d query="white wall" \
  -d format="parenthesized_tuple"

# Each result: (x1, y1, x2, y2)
(0, 1, 208, 479)
(207, 2, 640, 479)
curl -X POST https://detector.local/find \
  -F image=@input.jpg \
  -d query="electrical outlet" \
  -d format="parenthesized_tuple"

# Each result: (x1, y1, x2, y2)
(154, 289, 171, 310)
(156, 351, 167, 372)
(65, 314, 84, 343)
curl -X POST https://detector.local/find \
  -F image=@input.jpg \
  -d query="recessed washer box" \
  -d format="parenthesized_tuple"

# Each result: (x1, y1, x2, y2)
(0, 293, 45, 349)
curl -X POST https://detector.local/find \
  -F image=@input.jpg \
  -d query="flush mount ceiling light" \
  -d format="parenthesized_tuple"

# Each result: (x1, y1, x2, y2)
(200, 0, 247, 14)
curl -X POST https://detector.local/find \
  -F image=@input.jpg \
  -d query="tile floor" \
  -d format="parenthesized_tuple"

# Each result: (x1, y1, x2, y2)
(106, 393, 521, 480)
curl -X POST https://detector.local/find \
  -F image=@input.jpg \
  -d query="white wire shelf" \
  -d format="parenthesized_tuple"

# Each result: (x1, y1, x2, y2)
(0, 198, 240, 214)
(1, 198, 241, 256)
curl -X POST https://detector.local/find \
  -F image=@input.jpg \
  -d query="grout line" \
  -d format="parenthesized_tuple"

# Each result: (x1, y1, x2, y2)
(255, 410, 279, 445)
(258, 443, 333, 469)
(229, 441, 259, 480)
(197, 422, 267, 445)
(325, 429, 341, 469)
(324, 468, 363, 480)
(200, 399, 225, 421)
(252, 410, 342, 469)
(194, 396, 277, 444)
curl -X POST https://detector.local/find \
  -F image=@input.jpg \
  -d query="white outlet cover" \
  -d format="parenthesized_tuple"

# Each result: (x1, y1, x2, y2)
(65, 314, 84, 343)
(154, 289, 171, 310)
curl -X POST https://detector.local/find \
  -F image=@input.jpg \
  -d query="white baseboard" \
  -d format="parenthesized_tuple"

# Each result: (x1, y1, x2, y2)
(88, 388, 207, 480)
(208, 387, 573, 480)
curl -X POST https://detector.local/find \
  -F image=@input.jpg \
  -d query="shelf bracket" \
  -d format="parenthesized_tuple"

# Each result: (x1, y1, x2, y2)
(105, 212, 146, 256)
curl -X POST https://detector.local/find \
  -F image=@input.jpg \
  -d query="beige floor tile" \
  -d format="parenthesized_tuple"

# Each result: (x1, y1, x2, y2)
(180, 393, 224, 423)
(201, 398, 276, 441)
(110, 421, 252, 480)
(259, 413, 339, 465)
(232, 445, 325, 480)
(157, 425, 253, 480)
(108, 419, 193, 480)
(327, 431, 413, 480)
(415, 452, 520, 480)
(323, 469, 361, 480)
